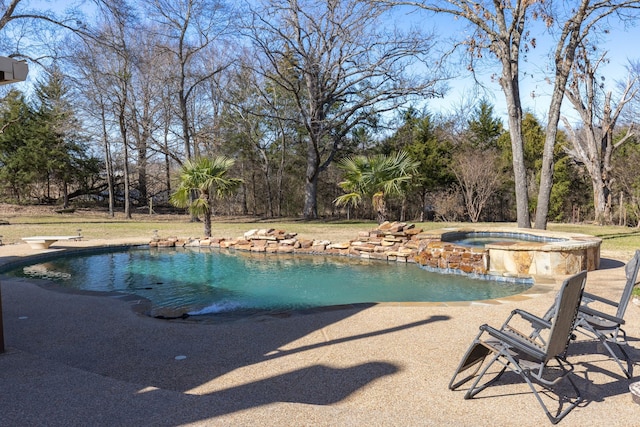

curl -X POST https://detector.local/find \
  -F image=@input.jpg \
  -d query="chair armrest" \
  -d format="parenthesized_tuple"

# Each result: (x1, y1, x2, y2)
(582, 292, 619, 308)
(579, 305, 625, 325)
(511, 309, 552, 330)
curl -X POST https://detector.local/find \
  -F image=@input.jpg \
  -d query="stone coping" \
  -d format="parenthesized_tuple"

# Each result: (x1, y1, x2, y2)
(426, 226, 603, 251)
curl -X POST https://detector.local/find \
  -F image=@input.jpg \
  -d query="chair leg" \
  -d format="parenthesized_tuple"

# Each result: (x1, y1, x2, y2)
(578, 324, 633, 378)
(462, 350, 582, 424)
(599, 336, 632, 378)
(524, 359, 583, 424)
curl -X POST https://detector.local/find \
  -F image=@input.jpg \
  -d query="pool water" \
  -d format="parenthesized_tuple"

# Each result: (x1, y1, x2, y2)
(4, 247, 532, 318)
(443, 231, 566, 248)
(453, 237, 527, 247)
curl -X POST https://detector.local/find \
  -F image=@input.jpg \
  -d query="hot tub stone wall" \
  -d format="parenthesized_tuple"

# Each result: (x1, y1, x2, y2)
(413, 241, 488, 275)
(488, 243, 600, 276)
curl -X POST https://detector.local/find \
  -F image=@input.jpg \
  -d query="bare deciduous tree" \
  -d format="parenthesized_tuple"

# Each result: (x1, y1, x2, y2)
(143, 0, 234, 162)
(381, 0, 533, 227)
(126, 32, 174, 205)
(432, 188, 464, 222)
(534, 0, 640, 230)
(383, 0, 640, 229)
(451, 148, 504, 223)
(245, 0, 444, 219)
(68, 0, 138, 218)
(562, 50, 638, 225)
(68, 41, 117, 215)
(0, 0, 98, 63)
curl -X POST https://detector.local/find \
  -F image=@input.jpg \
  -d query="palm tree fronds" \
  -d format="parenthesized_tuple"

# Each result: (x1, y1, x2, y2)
(334, 150, 418, 223)
(334, 192, 363, 208)
(170, 156, 243, 237)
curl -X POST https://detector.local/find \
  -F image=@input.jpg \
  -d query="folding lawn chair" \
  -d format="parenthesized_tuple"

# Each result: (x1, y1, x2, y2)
(574, 250, 640, 378)
(449, 271, 587, 424)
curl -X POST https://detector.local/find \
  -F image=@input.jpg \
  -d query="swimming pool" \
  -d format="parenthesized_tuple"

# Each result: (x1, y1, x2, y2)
(3, 246, 532, 319)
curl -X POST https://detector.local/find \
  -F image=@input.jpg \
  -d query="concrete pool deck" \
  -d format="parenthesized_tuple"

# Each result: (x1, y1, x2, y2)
(0, 239, 639, 426)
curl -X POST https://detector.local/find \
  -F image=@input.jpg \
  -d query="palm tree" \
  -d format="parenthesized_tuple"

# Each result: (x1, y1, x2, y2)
(170, 156, 242, 237)
(334, 151, 419, 223)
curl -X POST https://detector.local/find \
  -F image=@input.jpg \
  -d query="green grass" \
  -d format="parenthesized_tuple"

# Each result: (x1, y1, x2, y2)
(0, 211, 380, 244)
(547, 223, 640, 252)
(1, 210, 640, 255)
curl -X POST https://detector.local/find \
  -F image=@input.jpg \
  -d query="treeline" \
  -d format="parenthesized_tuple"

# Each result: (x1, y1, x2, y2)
(1, 0, 640, 226)
(3, 73, 639, 225)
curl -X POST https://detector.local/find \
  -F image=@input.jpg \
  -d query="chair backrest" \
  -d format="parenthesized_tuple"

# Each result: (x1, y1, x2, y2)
(545, 271, 588, 360)
(616, 249, 640, 319)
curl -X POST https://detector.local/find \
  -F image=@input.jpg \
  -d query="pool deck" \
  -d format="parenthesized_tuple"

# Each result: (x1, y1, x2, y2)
(1, 239, 639, 426)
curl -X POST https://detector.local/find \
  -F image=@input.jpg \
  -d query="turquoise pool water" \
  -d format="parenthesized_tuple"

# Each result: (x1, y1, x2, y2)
(443, 231, 566, 247)
(453, 237, 527, 247)
(3, 247, 532, 318)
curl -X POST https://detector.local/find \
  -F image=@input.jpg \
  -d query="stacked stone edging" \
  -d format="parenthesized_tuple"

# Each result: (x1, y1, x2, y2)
(414, 241, 488, 274)
(150, 221, 490, 275)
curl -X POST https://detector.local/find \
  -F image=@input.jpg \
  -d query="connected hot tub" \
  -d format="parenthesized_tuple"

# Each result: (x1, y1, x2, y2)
(416, 227, 602, 277)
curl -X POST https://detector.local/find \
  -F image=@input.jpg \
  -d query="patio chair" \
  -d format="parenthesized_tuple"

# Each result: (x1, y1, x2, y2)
(449, 270, 587, 424)
(573, 249, 640, 378)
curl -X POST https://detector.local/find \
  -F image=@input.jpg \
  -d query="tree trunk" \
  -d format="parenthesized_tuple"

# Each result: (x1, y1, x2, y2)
(373, 192, 387, 224)
(179, 78, 198, 222)
(118, 109, 132, 219)
(251, 170, 257, 216)
(499, 63, 530, 228)
(303, 140, 320, 219)
(619, 192, 625, 226)
(592, 174, 607, 225)
(123, 144, 131, 219)
(535, 1, 612, 230)
(276, 124, 286, 217)
(240, 161, 249, 215)
(203, 193, 212, 238)
(137, 138, 148, 204)
(304, 173, 319, 219)
(535, 41, 579, 230)
(259, 149, 273, 217)
(46, 175, 51, 201)
(203, 211, 212, 237)
(62, 181, 69, 209)
(535, 85, 566, 229)
(163, 129, 171, 196)
(101, 105, 115, 217)
(179, 85, 191, 161)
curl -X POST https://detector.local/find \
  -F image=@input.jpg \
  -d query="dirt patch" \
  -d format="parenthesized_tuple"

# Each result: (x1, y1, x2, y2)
(0, 203, 63, 216)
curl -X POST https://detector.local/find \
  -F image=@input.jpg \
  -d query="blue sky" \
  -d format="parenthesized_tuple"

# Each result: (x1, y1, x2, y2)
(13, 0, 640, 128)
(405, 8, 640, 126)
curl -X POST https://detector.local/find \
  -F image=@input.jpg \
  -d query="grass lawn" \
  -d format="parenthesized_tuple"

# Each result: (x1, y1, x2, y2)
(1, 205, 639, 258)
(0, 208, 381, 244)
